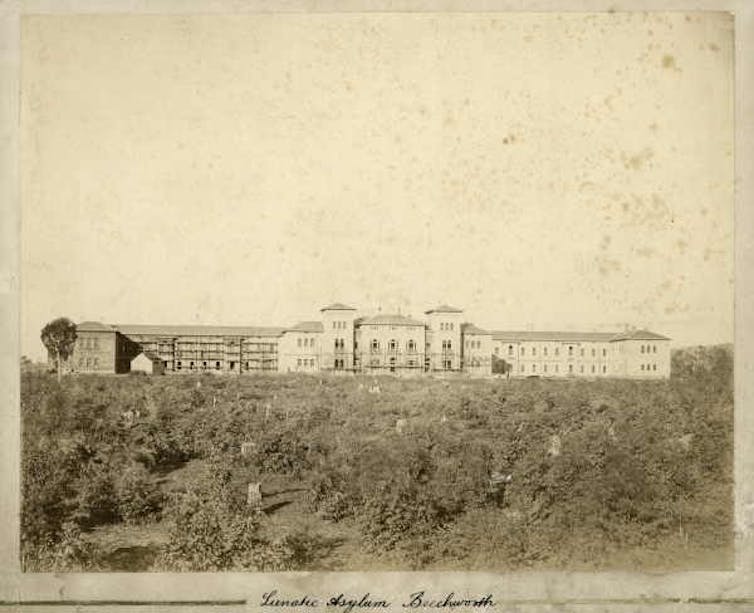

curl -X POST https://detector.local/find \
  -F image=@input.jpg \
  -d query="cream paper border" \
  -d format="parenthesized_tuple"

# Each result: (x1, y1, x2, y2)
(1, 0, 752, 610)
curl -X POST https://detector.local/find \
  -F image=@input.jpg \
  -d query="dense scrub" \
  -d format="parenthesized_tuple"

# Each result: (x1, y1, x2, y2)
(20, 345, 733, 571)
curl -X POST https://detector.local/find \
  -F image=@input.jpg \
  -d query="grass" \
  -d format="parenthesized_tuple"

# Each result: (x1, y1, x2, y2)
(22, 346, 734, 571)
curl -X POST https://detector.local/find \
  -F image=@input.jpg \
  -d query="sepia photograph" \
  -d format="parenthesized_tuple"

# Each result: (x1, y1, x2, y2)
(16, 8, 736, 580)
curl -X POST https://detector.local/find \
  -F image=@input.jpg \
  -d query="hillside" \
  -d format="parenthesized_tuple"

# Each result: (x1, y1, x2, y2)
(20, 345, 733, 571)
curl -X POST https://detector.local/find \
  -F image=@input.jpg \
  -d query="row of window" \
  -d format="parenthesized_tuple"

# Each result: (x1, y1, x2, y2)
(466, 339, 483, 350)
(441, 340, 454, 351)
(79, 338, 100, 350)
(297, 358, 315, 367)
(370, 339, 419, 352)
(334, 338, 346, 350)
(367, 357, 421, 368)
(516, 346, 608, 358)
(520, 363, 609, 374)
(640, 345, 658, 354)
(297, 337, 315, 348)
(439, 322, 455, 331)
(640, 364, 659, 371)
(173, 343, 276, 352)
(174, 360, 276, 371)
(176, 360, 223, 370)
(78, 356, 99, 368)
(332, 321, 349, 330)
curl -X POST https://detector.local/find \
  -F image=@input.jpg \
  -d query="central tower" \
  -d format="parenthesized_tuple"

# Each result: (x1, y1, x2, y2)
(320, 303, 357, 372)
(424, 305, 463, 371)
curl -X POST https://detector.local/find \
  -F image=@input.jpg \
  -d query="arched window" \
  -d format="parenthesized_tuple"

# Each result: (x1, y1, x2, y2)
(508, 345, 514, 356)
(641, 345, 645, 353)
(371, 339, 379, 352)
(407, 340, 416, 352)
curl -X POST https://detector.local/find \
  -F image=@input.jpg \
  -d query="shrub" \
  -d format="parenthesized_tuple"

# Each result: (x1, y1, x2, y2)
(74, 461, 119, 527)
(115, 463, 164, 524)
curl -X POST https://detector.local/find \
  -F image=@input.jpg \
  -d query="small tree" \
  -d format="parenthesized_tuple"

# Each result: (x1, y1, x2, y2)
(41, 318, 77, 382)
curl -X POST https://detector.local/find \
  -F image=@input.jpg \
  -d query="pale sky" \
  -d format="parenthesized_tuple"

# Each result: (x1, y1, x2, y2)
(21, 12, 734, 359)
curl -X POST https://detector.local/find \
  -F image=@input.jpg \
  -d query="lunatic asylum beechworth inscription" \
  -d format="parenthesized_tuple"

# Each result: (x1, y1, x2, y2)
(259, 590, 495, 611)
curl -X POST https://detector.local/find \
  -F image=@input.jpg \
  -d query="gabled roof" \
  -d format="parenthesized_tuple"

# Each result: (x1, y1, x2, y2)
(461, 323, 490, 335)
(77, 321, 116, 332)
(491, 330, 618, 342)
(490, 329, 670, 342)
(610, 329, 670, 342)
(286, 321, 324, 333)
(425, 304, 463, 314)
(357, 314, 426, 327)
(320, 302, 356, 311)
(115, 324, 286, 338)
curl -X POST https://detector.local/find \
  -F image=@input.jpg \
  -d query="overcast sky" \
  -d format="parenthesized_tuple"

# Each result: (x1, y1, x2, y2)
(21, 12, 733, 358)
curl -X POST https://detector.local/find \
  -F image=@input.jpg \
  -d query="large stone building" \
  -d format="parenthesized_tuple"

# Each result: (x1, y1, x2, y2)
(65, 303, 671, 379)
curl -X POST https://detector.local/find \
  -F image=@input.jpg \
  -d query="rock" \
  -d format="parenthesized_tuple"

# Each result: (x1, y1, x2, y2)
(547, 434, 561, 457)
(247, 482, 262, 508)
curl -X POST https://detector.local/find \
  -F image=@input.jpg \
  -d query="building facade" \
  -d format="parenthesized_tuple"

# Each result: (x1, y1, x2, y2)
(65, 303, 671, 379)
